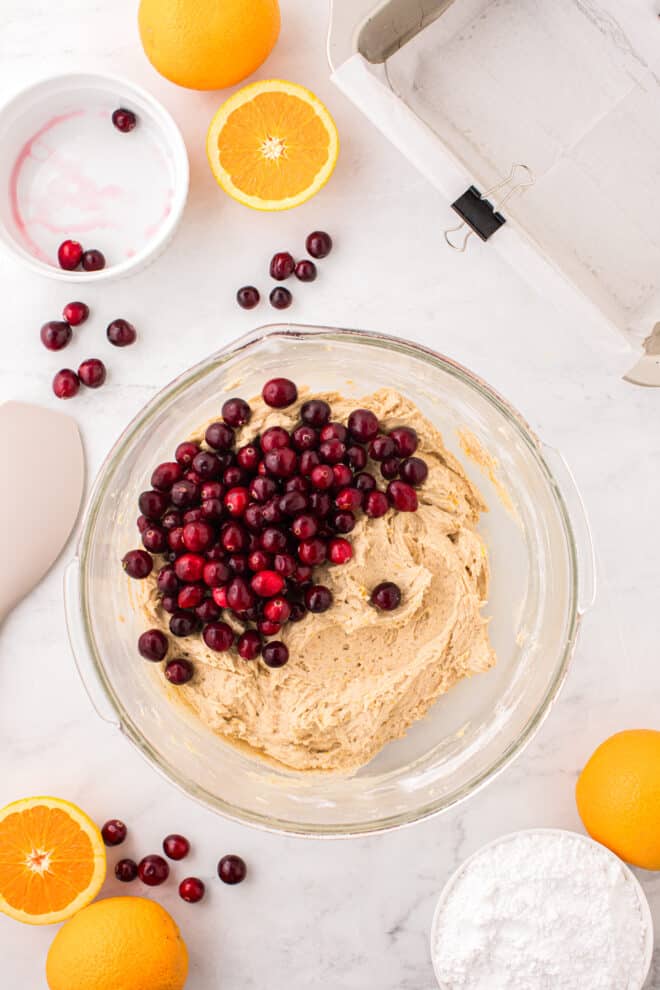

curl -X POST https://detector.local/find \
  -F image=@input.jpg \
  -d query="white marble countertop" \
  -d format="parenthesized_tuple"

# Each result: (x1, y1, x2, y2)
(1, 1, 659, 987)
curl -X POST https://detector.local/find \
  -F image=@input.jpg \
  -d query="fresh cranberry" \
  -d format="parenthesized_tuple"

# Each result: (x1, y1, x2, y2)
(300, 399, 331, 427)
(172, 480, 200, 508)
(264, 448, 297, 478)
(335, 487, 362, 511)
(294, 259, 317, 281)
(270, 286, 292, 309)
(243, 504, 264, 532)
(169, 611, 200, 637)
(291, 425, 318, 451)
(115, 858, 138, 882)
(41, 320, 72, 351)
(369, 435, 396, 461)
(222, 396, 251, 427)
(285, 476, 309, 495)
(167, 527, 185, 552)
(305, 230, 332, 259)
(258, 618, 282, 637)
(136, 515, 150, 533)
(308, 492, 331, 517)
(270, 252, 295, 280)
(262, 377, 298, 408)
(196, 598, 221, 623)
(179, 877, 205, 903)
(139, 490, 168, 520)
(292, 564, 313, 585)
(305, 585, 333, 612)
(52, 368, 80, 399)
(142, 525, 166, 553)
(328, 537, 352, 564)
(251, 570, 285, 597)
(223, 465, 246, 487)
(320, 422, 347, 443)
(261, 497, 283, 523)
(364, 490, 389, 518)
(346, 445, 367, 470)
(158, 566, 179, 594)
(203, 422, 232, 451)
(200, 481, 223, 501)
(260, 426, 289, 453)
(222, 522, 249, 553)
(57, 239, 82, 270)
(380, 457, 401, 481)
(101, 819, 127, 846)
(332, 464, 352, 488)
(298, 538, 326, 565)
(81, 249, 105, 271)
(224, 487, 249, 517)
(330, 510, 355, 533)
(203, 621, 234, 651)
(291, 514, 317, 539)
(206, 544, 227, 562)
(178, 585, 204, 610)
(247, 549, 270, 572)
(161, 595, 178, 613)
(111, 106, 137, 131)
(77, 357, 106, 388)
(122, 549, 153, 579)
(192, 451, 220, 480)
(165, 658, 194, 684)
(237, 445, 260, 472)
(354, 472, 376, 493)
(202, 498, 223, 522)
(249, 476, 277, 503)
(236, 286, 260, 309)
(289, 601, 307, 622)
(138, 854, 169, 886)
(300, 450, 321, 476)
(203, 561, 229, 589)
(149, 462, 181, 492)
(387, 480, 418, 511)
(310, 464, 334, 490)
(237, 630, 262, 660)
(138, 629, 168, 661)
(107, 318, 136, 346)
(389, 426, 418, 457)
(273, 552, 296, 577)
(228, 553, 249, 575)
(175, 441, 200, 467)
(263, 596, 291, 623)
(278, 492, 306, 517)
(227, 576, 255, 612)
(175, 553, 206, 583)
(319, 439, 345, 464)
(371, 581, 402, 610)
(262, 642, 289, 668)
(399, 456, 428, 486)
(348, 409, 379, 443)
(212, 586, 228, 608)
(218, 854, 247, 884)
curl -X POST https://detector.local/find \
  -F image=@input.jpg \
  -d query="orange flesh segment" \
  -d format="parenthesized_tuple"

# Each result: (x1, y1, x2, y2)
(0, 806, 95, 915)
(217, 92, 331, 199)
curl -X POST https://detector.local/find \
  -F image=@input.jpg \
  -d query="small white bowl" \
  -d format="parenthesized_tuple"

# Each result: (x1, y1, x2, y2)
(0, 72, 189, 282)
(430, 828, 654, 990)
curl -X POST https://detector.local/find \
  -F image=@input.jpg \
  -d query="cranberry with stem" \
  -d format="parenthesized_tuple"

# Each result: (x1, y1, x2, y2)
(41, 321, 72, 351)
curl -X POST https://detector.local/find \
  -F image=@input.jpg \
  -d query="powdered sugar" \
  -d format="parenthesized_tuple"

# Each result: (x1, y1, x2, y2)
(431, 830, 651, 990)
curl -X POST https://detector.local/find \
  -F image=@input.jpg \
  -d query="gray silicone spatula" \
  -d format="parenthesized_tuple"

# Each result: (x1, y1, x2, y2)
(0, 401, 85, 622)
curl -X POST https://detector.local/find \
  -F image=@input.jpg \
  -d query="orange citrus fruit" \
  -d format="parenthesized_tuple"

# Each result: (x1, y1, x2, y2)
(0, 796, 106, 925)
(138, 0, 280, 91)
(576, 729, 660, 870)
(46, 896, 188, 990)
(207, 79, 339, 210)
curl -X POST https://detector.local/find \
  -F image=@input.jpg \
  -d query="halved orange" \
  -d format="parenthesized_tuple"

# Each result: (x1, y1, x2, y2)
(207, 79, 339, 210)
(0, 796, 106, 925)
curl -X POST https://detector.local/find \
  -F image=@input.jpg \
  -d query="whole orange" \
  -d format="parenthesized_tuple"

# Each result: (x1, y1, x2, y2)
(138, 0, 281, 91)
(576, 729, 660, 870)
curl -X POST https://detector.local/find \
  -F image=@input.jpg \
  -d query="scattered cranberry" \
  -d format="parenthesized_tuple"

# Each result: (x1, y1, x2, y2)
(355, 472, 376, 492)
(238, 630, 262, 660)
(223, 397, 251, 427)
(371, 581, 402, 610)
(107, 318, 136, 346)
(237, 286, 260, 309)
(101, 819, 127, 846)
(52, 368, 80, 399)
(291, 514, 317, 539)
(81, 248, 105, 271)
(389, 426, 418, 457)
(41, 320, 72, 351)
(387, 480, 418, 512)
(196, 598, 221, 623)
(400, 456, 428, 486)
(218, 854, 247, 885)
(319, 438, 345, 464)
(179, 877, 205, 903)
(289, 601, 307, 622)
(138, 854, 169, 886)
(57, 239, 83, 270)
(305, 585, 332, 613)
(348, 408, 379, 443)
(169, 611, 200, 638)
(300, 399, 330, 427)
(305, 230, 332, 259)
(78, 358, 106, 388)
(262, 641, 289, 668)
(164, 657, 194, 684)
(262, 377, 298, 408)
(212, 587, 228, 608)
(295, 259, 317, 281)
(137, 515, 150, 533)
(115, 858, 138, 882)
(300, 450, 321, 476)
(328, 537, 352, 564)
(269, 286, 292, 309)
(364, 490, 389, 518)
(138, 629, 168, 662)
(270, 251, 295, 280)
(308, 492, 331, 517)
(112, 107, 137, 132)
(203, 621, 234, 652)
(163, 833, 190, 860)
(122, 549, 153, 579)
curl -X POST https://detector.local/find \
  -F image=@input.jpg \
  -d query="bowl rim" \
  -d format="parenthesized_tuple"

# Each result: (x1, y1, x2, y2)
(0, 70, 189, 282)
(70, 324, 582, 837)
(429, 827, 654, 989)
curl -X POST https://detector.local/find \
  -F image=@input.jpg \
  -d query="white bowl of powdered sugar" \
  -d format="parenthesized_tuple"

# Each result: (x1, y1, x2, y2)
(430, 828, 653, 990)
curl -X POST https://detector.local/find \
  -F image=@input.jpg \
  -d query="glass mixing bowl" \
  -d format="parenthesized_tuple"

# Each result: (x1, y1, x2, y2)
(65, 325, 595, 836)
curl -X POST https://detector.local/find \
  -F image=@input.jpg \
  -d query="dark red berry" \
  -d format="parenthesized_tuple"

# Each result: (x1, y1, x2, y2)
(52, 368, 80, 399)
(364, 490, 389, 518)
(262, 377, 298, 408)
(102, 819, 127, 846)
(291, 425, 318, 451)
(167, 527, 185, 552)
(308, 491, 331, 517)
(310, 464, 334, 490)
(223, 397, 251, 427)
(369, 435, 396, 461)
(137, 515, 150, 533)
(300, 399, 330, 427)
(387, 480, 418, 512)
(236, 445, 259, 472)
(380, 457, 401, 480)
(328, 537, 352, 564)
(261, 426, 290, 452)
(331, 464, 352, 488)
(258, 617, 281, 636)
(346, 445, 367, 470)
(298, 538, 327, 565)
(331, 510, 355, 533)
(175, 441, 200, 467)
(294, 259, 317, 281)
(285, 475, 309, 495)
(82, 249, 105, 271)
(138, 854, 169, 886)
(161, 596, 178, 613)
(203, 621, 234, 652)
(249, 476, 277, 503)
(300, 450, 321, 476)
(305, 585, 333, 613)
(115, 858, 138, 882)
(371, 582, 402, 610)
(237, 630, 262, 660)
(236, 286, 260, 309)
(183, 508, 204, 525)
(106, 318, 136, 346)
(161, 833, 190, 861)
(262, 641, 289, 668)
(171, 479, 199, 507)
(218, 854, 247, 884)
(142, 525, 166, 553)
(139, 489, 168, 519)
(355, 472, 376, 493)
(224, 487, 249, 517)
(227, 576, 255, 612)
(193, 451, 221, 479)
(175, 553, 206, 582)
(270, 251, 295, 280)
(205, 422, 234, 451)
(319, 439, 345, 464)
(279, 491, 307, 516)
(138, 629, 168, 661)
(201, 498, 223, 522)
(164, 657, 194, 684)
(222, 522, 249, 553)
(204, 560, 230, 588)
(244, 503, 264, 531)
(157, 566, 179, 594)
(57, 239, 82, 270)
(151, 462, 183, 491)
(400, 456, 428, 486)
(305, 230, 332, 259)
(41, 320, 72, 351)
(274, 552, 296, 577)
(348, 408, 379, 443)
(320, 422, 347, 443)
(291, 514, 317, 539)
(289, 601, 307, 622)
(179, 877, 205, 903)
(269, 286, 292, 309)
(251, 570, 285, 597)
(264, 447, 297, 478)
(196, 598, 221, 623)
(292, 563, 313, 585)
(178, 585, 204, 610)
(212, 587, 228, 608)
(78, 358, 106, 388)
(112, 107, 137, 132)
(169, 611, 200, 638)
(122, 549, 153, 579)
(389, 426, 418, 457)
(263, 596, 291, 623)
(335, 487, 362, 511)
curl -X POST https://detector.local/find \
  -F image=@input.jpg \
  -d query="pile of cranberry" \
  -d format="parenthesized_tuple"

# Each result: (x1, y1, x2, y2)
(122, 376, 428, 677)
(101, 817, 246, 905)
